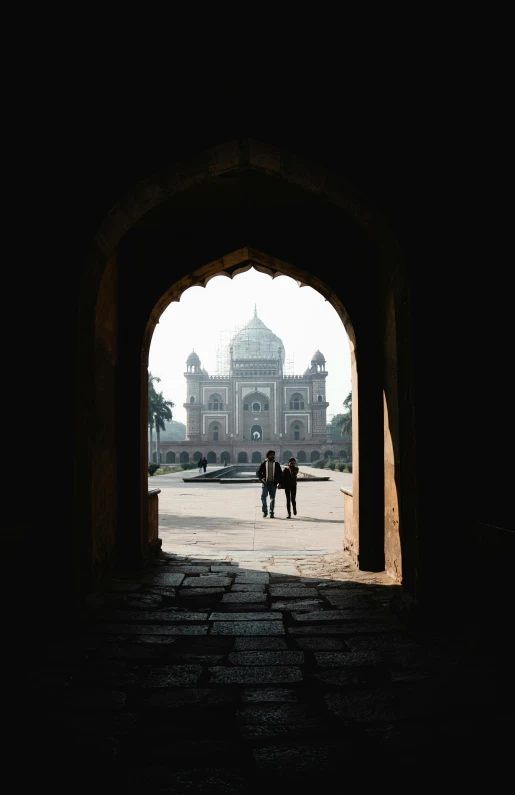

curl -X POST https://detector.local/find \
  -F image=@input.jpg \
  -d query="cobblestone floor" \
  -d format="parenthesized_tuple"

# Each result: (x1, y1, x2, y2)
(22, 548, 514, 792)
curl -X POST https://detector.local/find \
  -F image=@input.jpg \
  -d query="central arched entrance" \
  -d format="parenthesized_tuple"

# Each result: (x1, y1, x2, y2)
(139, 247, 382, 578)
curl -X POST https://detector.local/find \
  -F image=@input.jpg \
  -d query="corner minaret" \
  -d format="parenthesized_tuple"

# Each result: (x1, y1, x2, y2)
(184, 350, 203, 441)
(309, 349, 329, 440)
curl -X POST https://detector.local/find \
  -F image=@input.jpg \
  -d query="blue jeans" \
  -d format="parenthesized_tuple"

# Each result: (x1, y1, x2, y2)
(261, 482, 277, 515)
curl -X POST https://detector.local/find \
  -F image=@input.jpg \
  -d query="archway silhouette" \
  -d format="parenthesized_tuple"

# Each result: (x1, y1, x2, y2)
(78, 138, 414, 599)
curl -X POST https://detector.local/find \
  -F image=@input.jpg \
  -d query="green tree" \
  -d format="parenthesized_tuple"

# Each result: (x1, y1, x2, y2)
(156, 419, 187, 441)
(327, 413, 346, 440)
(335, 391, 352, 436)
(154, 392, 175, 465)
(148, 372, 161, 462)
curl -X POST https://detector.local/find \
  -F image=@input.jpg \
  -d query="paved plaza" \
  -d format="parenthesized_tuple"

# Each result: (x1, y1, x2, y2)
(25, 466, 513, 791)
(153, 464, 353, 558)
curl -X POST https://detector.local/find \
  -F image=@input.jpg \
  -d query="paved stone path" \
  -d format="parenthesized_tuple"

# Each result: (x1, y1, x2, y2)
(153, 465, 352, 556)
(25, 469, 513, 791)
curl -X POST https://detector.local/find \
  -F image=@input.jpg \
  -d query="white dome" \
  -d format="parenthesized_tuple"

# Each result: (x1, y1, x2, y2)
(187, 350, 200, 365)
(231, 312, 284, 361)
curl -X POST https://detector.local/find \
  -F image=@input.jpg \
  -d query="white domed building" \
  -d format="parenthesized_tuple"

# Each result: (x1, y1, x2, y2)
(156, 308, 351, 465)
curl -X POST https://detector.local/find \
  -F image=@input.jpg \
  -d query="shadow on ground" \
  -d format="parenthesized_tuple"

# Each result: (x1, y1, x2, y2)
(24, 549, 514, 791)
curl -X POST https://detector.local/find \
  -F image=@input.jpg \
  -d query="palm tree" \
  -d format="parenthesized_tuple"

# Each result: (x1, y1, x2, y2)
(148, 372, 161, 462)
(154, 392, 175, 465)
(335, 391, 352, 436)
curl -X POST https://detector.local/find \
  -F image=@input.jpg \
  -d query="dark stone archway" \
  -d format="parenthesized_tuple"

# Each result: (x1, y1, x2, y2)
(77, 138, 413, 603)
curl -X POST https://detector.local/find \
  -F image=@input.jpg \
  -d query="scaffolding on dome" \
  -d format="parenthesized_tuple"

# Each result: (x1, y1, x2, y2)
(215, 327, 235, 377)
(283, 354, 294, 376)
(215, 324, 295, 376)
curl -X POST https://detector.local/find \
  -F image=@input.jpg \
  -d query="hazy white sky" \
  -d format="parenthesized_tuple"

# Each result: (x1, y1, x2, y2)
(149, 268, 351, 426)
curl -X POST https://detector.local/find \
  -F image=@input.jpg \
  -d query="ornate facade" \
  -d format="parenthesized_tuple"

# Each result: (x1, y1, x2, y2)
(154, 309, 351, 465)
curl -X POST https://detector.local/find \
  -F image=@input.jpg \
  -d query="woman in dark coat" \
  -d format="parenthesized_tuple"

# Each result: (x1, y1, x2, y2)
(281, 457, 299, 518)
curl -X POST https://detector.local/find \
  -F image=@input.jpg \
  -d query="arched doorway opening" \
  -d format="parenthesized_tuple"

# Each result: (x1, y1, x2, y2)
(250, 425, 263, 442)
(207, 451, 217, 464)
(238, 451, 248, 463)
(251, 451, 261, 463)
(79, 138, 412, 602)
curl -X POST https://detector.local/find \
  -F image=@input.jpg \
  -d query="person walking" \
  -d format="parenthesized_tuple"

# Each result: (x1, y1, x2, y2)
(281, 457, 299, 518)
(198, 456, 203, 474)
(256, 449, 283, 518)
(201, 456, 208, 473)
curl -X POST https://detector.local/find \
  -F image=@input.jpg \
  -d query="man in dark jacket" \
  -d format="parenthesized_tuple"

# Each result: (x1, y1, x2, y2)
(257, 450, 283, 518)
